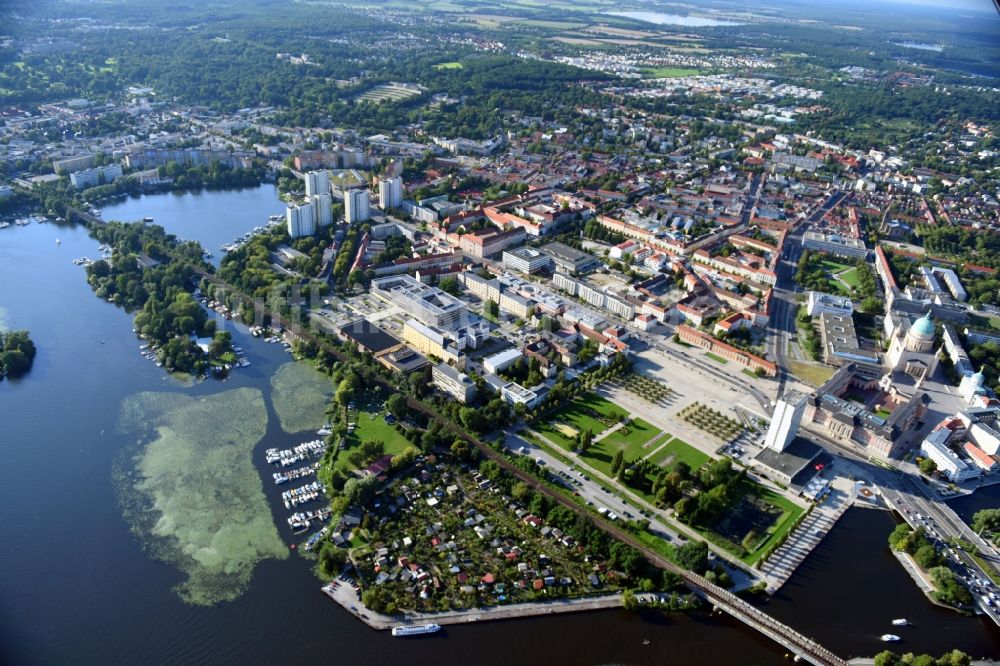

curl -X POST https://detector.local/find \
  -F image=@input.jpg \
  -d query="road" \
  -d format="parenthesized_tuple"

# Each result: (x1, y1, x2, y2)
(766, 189, 849, 398)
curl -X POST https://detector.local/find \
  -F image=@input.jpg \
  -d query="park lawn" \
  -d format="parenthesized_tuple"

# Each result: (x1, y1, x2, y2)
(820, 259, 854, 274)
(742, 368, 759, 379)
(740, 485, 806, 565)
(536, 392, 629, 450)
(335, 398, 413, 474)
(601, 415, 661, 450)
(650, 437, 710, 471)
(642, 66, 702, 78)
(680, 480, 805, 564)
(838, 267, 862, 288)
(705, 352, 729, 365)
(433, 61, 464, 69)
(788, 360, 835, 387)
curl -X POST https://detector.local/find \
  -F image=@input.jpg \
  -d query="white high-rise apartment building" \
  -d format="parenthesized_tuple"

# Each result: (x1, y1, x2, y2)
(311, 193, 333, 227)
(378, 176, 403, 210)
(345, 188, 371, 224)
(286, 202, 316, 239)
(763, 391, 806, 452)
(304, 170, 330, 198)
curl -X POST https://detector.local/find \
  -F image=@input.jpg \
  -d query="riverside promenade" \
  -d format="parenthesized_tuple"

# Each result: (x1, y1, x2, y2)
(321, 582, 624, 630)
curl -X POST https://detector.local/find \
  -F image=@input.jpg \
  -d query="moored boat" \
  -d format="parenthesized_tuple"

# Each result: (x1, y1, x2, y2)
(391, 624, 441, 637)
(891, 618, 907, 626)
(880, 634, 900, 642)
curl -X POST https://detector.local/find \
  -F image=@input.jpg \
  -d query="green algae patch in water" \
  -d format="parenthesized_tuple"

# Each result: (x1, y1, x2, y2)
(115, 388, 287, 605)
(270, 361, 333, 434)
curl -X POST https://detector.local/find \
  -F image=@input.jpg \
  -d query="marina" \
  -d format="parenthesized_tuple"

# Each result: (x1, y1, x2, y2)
(264, 438, 326, 466)
(273, 462, 320, 485)
(281, 480, 325, 509)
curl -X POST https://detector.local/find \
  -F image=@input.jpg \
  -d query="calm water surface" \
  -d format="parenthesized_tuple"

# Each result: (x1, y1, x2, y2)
(1, 188, 995, 664)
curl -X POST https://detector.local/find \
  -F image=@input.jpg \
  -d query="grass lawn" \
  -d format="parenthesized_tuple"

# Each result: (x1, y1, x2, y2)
(788, 360, 835, 387)
(820, 259, 854, 274)
(535, 392, 630, 450)
(875, 408, 891, 419)
(600, 415, 661, 450)
(650, 437, 710, 471)
(741, 485, 806, 565)
(838, 267, 862, 288)
(705, 352, 729, 365)
(642, 66, 702, 78)
(686, 481, 805, 565)
(433, 61, 464, 69)
(334, 397, 413, 473)
(742, 368, 759, 379)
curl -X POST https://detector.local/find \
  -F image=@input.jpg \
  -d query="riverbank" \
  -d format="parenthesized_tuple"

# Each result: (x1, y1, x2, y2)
(321, 581, 624, 630)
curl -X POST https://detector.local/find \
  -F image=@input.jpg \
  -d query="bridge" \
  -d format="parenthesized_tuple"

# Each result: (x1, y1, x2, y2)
(192, 270, 848, 665)
(66, 207, 105, 226)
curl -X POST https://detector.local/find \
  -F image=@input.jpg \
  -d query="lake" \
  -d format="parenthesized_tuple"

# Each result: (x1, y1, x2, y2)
(1, 187, 996, 664)
(608, 11, 743, 27)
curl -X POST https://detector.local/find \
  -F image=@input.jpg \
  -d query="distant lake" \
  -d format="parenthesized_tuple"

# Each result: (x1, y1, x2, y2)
(893, 41, 945, 52)
(608, 11, 743, 27)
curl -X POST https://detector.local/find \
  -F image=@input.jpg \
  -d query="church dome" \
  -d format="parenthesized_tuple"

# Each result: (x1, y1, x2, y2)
(910, 312, 935, 339)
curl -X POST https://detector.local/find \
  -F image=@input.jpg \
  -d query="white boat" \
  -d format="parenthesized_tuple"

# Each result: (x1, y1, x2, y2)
(891, 618, 907, 626)
(56, 238, 61, 245)
(880, 634, 900, 642)
(391, 624, 441, 637)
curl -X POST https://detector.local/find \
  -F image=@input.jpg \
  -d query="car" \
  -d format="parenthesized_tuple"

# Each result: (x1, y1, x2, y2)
(535, 458, 546, 466)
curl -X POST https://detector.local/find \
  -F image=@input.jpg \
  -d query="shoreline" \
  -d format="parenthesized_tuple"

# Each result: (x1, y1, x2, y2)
(321, 582, 624, 631)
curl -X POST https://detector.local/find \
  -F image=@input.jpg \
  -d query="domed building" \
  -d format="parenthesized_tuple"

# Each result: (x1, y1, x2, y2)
(903, 312, 936, 353)
(884, 311, 938, 386)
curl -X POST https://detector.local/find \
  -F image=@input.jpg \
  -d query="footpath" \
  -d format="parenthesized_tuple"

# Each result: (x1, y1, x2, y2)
(322, 581, 623, 631)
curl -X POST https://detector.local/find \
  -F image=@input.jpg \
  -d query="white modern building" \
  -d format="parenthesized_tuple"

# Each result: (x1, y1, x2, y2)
(372, 274, 467, 330)
(802, 231, 867, 260)
(806, 291, 854, 318)
(345, 188, 371, 224)
(311, 193, 333, 227)
(304, 170, 330, 198)
(286, 201, 316, 239)
(69, 164, 123, 189)
(503, 247, 552, 275)
(378, 176, 403, 210)
(431, 363, 476, 403)
(763, 391, 807, 452)
(920, 428, 979, 482)
(483, 348, 524, 375)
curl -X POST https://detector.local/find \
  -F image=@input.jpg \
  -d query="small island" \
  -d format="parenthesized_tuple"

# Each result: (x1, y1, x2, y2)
(0, 330, 37, 380)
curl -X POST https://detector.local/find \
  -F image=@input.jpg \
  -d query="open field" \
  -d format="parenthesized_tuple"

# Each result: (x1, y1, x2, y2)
(433, 61, 464, 70)
(355, 83, 422, 104)
(788, 360, 835, 387)
(534, 392, 629, 450)
(649, 437, 709, 471)
(642, 67, 703, 78)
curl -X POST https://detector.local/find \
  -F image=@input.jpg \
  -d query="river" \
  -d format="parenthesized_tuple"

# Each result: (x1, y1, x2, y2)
(1, 187, 996, 664)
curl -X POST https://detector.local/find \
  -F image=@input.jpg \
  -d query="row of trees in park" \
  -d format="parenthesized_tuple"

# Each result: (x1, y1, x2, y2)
(888, 524, 972, 608)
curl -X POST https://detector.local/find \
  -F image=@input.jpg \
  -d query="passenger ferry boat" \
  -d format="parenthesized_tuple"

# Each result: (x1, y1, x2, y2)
(391, 624, 441, 637)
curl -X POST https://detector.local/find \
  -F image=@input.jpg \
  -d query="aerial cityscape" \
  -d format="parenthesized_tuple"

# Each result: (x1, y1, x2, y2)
(1, 1, 999, 664)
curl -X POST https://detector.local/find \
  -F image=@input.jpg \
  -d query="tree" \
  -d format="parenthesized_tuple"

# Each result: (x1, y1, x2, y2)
(483, 299, 499, 320)
(914, 543, 941, 569)
(675, 540, 709, 573)
(918, 457, 938, 476)
(971, 508, 1000, 540)
(621, 589, 639, 612)
(438, 276, 462, 296)
(577, 428, 594, 452)
(611, 449, 624, 475)
(386, 393, 408, 419)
